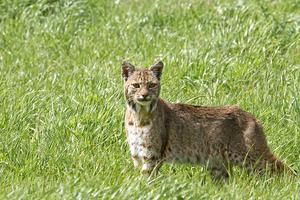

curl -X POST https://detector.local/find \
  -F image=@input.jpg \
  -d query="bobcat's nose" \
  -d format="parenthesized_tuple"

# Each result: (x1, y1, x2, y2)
(137, 95, 150, 101)
(137, 88, 150, 102)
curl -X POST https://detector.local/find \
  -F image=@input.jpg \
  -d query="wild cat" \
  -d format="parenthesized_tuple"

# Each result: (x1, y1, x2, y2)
(122, 60, 291, 178)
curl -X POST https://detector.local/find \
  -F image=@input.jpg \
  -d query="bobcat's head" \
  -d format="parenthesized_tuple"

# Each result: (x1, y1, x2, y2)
(122, 61, 163, 112)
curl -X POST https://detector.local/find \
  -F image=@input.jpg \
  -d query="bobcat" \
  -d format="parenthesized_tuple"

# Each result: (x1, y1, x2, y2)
(122, 60, 290, 178)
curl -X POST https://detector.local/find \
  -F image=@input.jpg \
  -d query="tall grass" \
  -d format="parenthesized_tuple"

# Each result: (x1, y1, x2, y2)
(0, 0, 299, 199)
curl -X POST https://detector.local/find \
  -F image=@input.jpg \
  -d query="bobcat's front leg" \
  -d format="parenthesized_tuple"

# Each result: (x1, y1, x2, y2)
(132, 156, 141, 168)
(141, 156, 163, 176)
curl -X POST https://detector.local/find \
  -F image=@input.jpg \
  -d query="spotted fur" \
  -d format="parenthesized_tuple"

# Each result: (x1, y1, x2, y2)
(122, 60, 293, 178)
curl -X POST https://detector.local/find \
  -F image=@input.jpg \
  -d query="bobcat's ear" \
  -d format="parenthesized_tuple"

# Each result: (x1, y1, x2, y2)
(122, 61, 135, 81)
(149, 60, 163, 80)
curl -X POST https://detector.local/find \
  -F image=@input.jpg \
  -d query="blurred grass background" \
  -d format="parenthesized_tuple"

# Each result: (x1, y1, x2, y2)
(0, 0, 299, 199)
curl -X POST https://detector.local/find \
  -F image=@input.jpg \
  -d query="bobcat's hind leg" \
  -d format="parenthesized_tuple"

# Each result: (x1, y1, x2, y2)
(207, 160, 231, 181)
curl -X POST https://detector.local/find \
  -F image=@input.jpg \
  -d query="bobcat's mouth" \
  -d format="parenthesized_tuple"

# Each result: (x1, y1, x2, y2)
(135, 96, 152, 105)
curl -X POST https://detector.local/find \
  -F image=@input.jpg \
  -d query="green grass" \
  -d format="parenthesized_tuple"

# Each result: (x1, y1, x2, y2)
(0, 0, 299, 199)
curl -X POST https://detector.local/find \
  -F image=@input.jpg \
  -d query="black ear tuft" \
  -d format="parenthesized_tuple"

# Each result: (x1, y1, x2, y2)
(122, 61, 135, 81)
(149, 60, 164, 80)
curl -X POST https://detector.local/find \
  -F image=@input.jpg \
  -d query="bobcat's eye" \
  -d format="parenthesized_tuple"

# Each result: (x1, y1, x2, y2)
(132, 83, 140, 88)
(148, 83, 157, 88)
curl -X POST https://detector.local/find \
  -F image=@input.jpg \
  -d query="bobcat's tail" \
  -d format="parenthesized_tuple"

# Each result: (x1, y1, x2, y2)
(267, 156, 296, 176)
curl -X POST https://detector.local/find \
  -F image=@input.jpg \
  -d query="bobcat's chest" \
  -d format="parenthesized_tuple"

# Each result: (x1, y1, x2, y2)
(126, 122, 158, 159)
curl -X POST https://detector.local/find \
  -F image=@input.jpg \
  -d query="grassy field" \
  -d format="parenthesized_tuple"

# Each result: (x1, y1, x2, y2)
(0, 0, 299, 199)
